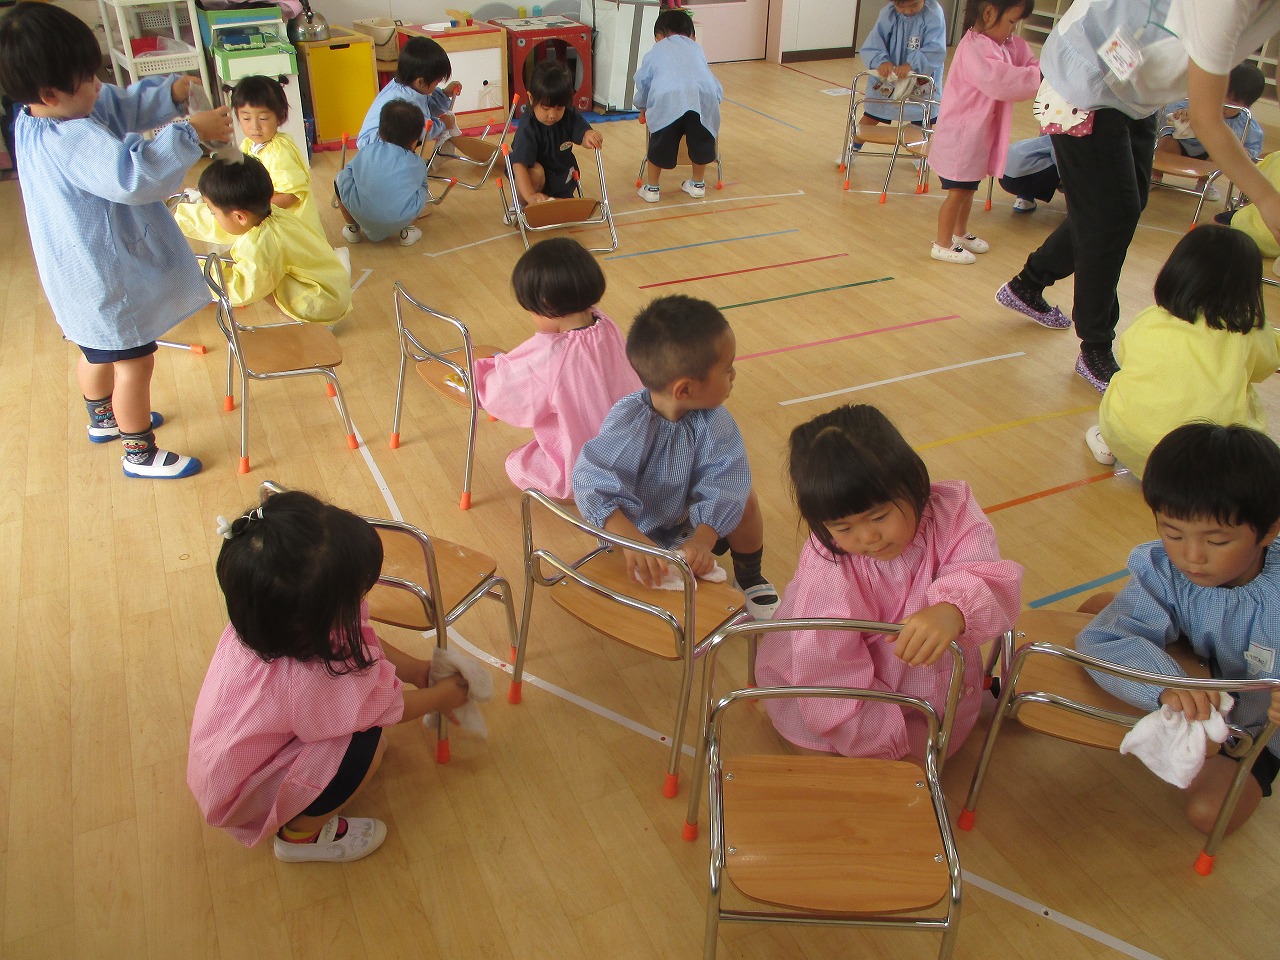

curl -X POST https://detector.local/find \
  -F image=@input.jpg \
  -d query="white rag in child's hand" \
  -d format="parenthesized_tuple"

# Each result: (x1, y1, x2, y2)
(635, 555, 728, 591)
(422, 645, 494, 738)
(1119, 692, 1233, 789)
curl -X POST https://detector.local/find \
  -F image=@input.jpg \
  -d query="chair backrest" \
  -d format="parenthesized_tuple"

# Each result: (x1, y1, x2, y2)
(392, 282, 479, 401)
(204, 254, 244, 357)
(849, 69, 937, 125)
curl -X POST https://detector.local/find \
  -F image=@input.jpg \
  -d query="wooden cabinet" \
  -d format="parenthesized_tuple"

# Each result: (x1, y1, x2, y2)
(295, 26, 378, 147)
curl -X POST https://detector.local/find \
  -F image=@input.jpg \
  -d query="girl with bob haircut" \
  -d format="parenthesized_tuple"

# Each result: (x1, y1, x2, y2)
(1088, 225, 1279, 479)
(754, 404, 1022, 760)
(187, 491, 469, 863)
(471, 237, 641, 499)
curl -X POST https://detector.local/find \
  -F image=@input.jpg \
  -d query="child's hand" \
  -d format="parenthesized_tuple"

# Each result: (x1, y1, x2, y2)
(446, 81, 463, 98)
(1159, 687, 1219, 722)
(876, 62, 895, 78)
(582, 130, 604, 150)
(190, 106, 233, 144)
(624, 547, 670, 589)
(1172, 107, 1189, 123)
(894, 63, 912, 80)
(171, 75, 198, 105)
(679, 542, 716, 579)
(433, 675, 470, 723)
(893, 603, 964, 667)
(638, 109, 646, 125)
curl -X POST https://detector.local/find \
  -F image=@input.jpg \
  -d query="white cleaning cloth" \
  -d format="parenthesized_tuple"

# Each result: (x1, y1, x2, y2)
(422, 646, 494, 737)
(1119, 692, 1232, 788)
(635, 554, 728, 591)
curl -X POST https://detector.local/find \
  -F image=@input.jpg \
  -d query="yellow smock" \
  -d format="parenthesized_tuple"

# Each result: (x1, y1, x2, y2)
(224, 211, 351, 324)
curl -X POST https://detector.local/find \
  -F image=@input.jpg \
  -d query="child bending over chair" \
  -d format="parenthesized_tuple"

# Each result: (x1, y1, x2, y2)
(471, 237, 641, 500)
(1086, 226, 1279, 478)
(633, 8, 723, 203)
(188, 491, 470, 862)
(572, 295, 779, 619)
(854, 0, 946, 147)
(510, 60, 603, 206)
(193, 156, 352, 324)
(927, 0, 1040, 264)
(755, 404, 1022, 760)
(356, 36, 461, 150)
(336, 100, 430, 247)
(1076, 423, 1280, 835)
(0, 2, 234, 479)
(1156, 63, 1265, 201)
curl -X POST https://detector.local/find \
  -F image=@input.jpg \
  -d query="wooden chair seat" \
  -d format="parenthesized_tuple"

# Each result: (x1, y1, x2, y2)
(523, 197, 602, 228)
(366, 526, 499, 631)
(415, 345, 501, 408)
(722, 755, 949, 914)
(440, 136, 497, 164)
(549, 547, 744, 658)
(1152, 154, 1218, 180)
(236, 323, 343, 375)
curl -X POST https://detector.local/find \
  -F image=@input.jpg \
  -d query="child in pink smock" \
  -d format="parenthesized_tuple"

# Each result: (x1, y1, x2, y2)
(755, 405, 1023, 759)
(472, 237, 642, 499)
(187, 491, 470, 863)
(927, 0, 1040, 264)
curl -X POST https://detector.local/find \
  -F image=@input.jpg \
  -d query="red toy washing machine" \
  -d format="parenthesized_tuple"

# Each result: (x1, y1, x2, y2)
(488, 15, 592, 117)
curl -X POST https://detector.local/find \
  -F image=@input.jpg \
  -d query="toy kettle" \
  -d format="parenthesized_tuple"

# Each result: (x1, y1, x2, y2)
(288, 0, 330, 43)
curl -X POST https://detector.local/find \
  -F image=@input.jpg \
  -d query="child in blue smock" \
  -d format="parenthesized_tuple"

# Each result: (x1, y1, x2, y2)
(336, 100, 430, 246)
(0, 2, 232, 479)
(855, 0, 946, 143)
(356, 36, 460, 150)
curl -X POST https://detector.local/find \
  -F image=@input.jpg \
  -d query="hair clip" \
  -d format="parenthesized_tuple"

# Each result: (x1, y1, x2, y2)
(216, 506, 265, 540)
(216, 515, 235, 539)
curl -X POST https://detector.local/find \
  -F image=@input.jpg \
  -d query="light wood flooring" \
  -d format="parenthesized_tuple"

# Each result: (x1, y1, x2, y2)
(3, 56, 1279, 960)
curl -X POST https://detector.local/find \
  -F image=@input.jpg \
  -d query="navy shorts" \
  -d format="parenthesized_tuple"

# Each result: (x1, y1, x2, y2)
(1229, 745, 1280, 798)
(79, 341, 158, 364)
(647, 111, 717, 168)
(938, 176, 981, 191)
(300, 726, 383, 816)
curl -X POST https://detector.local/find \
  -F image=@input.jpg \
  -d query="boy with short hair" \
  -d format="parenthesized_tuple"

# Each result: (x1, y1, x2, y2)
(1076, 422, 1280, 835)
(509, 60, 603, 206)
(195, 156, 352, 324)
(572, 294, 778, 619)
(355, 36, 460, 149)
(336, 99, 430, 246)
(633, 8, 723, 202)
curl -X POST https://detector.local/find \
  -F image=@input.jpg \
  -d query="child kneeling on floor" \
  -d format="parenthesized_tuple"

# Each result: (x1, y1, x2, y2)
(572, 294, 779, 619)
(193, 156, 352, 324)
(1076, 423, 1280, 835)
(755, 404, 1022, 759)
(188, 491, 470, 862)
(510, 60, 603, 206)
(336, 100, 431, 247)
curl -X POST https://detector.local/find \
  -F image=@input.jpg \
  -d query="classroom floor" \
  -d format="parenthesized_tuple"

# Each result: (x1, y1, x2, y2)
(3, 56, 1278, 960)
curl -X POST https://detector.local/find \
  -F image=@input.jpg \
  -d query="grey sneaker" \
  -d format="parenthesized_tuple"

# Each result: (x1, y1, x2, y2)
(680, 179, 706, 198)
(341, 224, 361, 243)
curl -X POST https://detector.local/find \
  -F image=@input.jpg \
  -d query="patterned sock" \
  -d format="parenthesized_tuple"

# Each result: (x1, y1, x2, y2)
(120, 429, 158, 466)
(731, 548, 777, 604)
(85, 396, 115, 429)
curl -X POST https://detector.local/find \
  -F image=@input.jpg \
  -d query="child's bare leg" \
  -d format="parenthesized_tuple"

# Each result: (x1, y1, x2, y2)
(644, 162, 667, 188)
(284, 736, 387, 834)
(1076, 591, 1117, 615)
(78, 355, 115, 410)
(109, 354, 156, 434)
(690, 162, 708, 183)
(336, 197, 358, 227)
(1184, 754, 1263, 835)
(936, 188, 975, 247)
(725, 488, 764, 554)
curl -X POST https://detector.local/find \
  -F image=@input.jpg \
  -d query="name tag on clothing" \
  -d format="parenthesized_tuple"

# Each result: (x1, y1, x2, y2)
(1245, 642, 1276, 676)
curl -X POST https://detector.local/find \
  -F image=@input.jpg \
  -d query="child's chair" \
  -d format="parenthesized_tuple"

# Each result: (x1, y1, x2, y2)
(633, 116, 724, 192)
(839, 71, 936, 201)
(388, 282, 503, 510)
(204, 255, 358, 474)
(961, 607, 1280, 875)
(496, 144, 619, 252)
(691, 619, 963, 960)
(424, 93, 520, 190)
(1151, 104, 1253, 230)
(511, 489, 747, 797)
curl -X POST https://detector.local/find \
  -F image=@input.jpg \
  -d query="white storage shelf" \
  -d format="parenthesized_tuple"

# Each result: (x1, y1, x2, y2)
(97, 0, 212, 94)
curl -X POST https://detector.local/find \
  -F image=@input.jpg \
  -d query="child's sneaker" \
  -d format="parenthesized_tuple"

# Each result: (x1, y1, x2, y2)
(733, 578, 780, 621)
(1085, 425, 1117, 465)
(952, 233, 989, 254)
(121, 449, 202, 479)
(1013, 197, 1037, 213)
(273, 816, 387, 863)
(88, 410, 163, 444)
(680, 179, 706, 199)
(1075, 346, 1119, 393)
(399, 226, 422, 246)
(638, 184, 660, 203)
(995, 279, 1071, 329)
(342, 224, 361, 243)
(1203, 182, 1222, 203)
(930, 242, 975, 264)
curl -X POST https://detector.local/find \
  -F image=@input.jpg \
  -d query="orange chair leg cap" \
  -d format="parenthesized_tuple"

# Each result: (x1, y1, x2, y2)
(635, 177, 642, 188)
(662, 772, 679, 799)
(879, 193, 887, 204)
(436, 739, 451, 764)
(957, 808, 976, 831)
(346, 434, 358, 450)
(1194, 852, 1215, 875)
(488, 414, 498, 422)
(237, 456, 250, 474)
(223, 396, 235, 412)
(838, 163, 846, 172)
(326, 383, 337, 398)
(459, 491, 472, 510)
(715, 181, 723, 189)
(389, 433, 400, 449)
(842, 179, 850, 191)
(192, 344, 208, 355)
(982, 675, 993, 690)
(682, 821, 698, 842)
(507, 680, 522, 704)
(985, 199, 992, 211)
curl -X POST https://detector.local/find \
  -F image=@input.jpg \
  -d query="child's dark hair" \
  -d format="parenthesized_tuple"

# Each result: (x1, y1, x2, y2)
(528, 59, 574, 109)
(627, 295, 729, 390)
(789, 404, 931, 556)
(0, 2, 102, 105)
(1227, 62, 1266, 108)
(216, 491, 385, 674)
(198, 155, 274, 220)
(512, 237, 606, 317)
(396, 35, 451, 88)
(655, 9, 695, 38)
(963, 0, 1033, 32)
(1153, 225, 1264, 333)
(379, 98, 426, 150)
(231, 75, 289, 123)
(1143, 423, 1280, 541)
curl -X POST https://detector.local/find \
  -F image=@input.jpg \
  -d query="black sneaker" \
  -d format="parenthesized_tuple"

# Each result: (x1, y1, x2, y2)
(1075, 346, 1119, 393)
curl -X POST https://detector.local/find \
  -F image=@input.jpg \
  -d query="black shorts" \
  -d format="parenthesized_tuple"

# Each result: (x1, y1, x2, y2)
(79, 341, 158, 364)
(862, 110, 933, 126)
(300, 726, 382, 816)
(647, 111, 717, 168)
(1228, 745, 1280, 798)
(938, 176, 981, 191)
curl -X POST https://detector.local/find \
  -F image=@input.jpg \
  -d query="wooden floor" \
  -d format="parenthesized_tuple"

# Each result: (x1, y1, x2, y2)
(4, 57, 1279, 960)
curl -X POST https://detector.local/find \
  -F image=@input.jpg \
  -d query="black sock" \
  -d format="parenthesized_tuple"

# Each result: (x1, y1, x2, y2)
(731, 548, 777, 603)
(1009, 274, 1049, 312)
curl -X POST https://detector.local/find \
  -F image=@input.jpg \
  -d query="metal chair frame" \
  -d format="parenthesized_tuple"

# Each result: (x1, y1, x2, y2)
(1151, 104, 1253, 229)
(839, 71, 936, 201)
(423, 93, 520, 190)
(497, 145, 619, 252)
